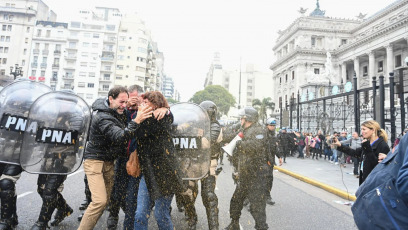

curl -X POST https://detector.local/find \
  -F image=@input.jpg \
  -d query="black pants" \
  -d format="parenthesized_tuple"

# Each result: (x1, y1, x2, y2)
(352, 157, 359, 175)
(229, 170, 269, 230)
(36, 174, 68, 223)
(0, 163, 22, 221)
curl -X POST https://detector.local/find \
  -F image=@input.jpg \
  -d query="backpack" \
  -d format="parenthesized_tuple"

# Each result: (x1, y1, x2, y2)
(352, 133, 408, 229)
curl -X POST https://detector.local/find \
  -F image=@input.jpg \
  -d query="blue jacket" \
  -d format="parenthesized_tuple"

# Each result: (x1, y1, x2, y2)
(352, 133, 408, 229)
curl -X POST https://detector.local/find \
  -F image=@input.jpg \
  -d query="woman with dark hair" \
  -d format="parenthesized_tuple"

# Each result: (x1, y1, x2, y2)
(332, 120, 390, 185)
(133, 91, 185, 230)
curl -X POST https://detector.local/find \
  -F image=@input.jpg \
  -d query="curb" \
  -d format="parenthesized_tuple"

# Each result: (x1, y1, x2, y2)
(275, 166, 357, 201)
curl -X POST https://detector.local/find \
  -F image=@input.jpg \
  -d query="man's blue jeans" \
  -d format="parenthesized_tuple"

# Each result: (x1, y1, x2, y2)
(134, 176, 174, 230)
(123, 176, 140, 230)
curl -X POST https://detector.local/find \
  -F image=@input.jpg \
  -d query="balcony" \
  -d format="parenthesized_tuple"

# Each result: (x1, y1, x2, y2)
(67, 36, 79, 41)
(54, 50, 61, 56)
(64, 55, 77, 60)
(66, 46, 77, 50)
(98, 88, 109, 93)
(63, 65, 75, 70)
(52, 64, 59, 69)
(50, 77, 58, 82)
(104, 38, 116, 44)
(99, 77, 111, 82)
(61, 85, 73, 90)
(101, 56, 114, 62)
(33, 49, 40, 55)
(0, 6, 36, 15)
(62, 75, 74, 80)
(40, 63, 47, 69)
(42, 50, 49, 56)
(31, 62, 38, 68)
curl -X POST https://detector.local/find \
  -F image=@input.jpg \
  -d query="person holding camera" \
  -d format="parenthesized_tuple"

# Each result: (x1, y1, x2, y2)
(332, 120, 390, 185)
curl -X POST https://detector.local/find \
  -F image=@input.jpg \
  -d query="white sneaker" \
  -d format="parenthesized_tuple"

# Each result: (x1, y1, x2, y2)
(335, 162, 339, 165)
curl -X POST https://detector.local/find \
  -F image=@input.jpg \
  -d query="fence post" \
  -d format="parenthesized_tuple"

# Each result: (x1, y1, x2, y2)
(372, 77, 377, 121)
(290, 97, 293, 129)
(399, 68, 406, 133)
(280, 100, 283, 128)
(353, 73, 360, 134)
(297, 90, 300, 131)
(379, 75, 385, 128)
(389, 72, 396, 146)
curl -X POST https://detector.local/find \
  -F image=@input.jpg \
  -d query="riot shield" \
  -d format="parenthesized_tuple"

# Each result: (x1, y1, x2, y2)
(170, 102, 211, 180)
(20, 91, 91, 174)
(0, 81, 52, 165)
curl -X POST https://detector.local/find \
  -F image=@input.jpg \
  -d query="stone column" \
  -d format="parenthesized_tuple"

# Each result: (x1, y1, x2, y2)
(342, 62, 347, 83)
(354, 57, 360, 89)
(368, 51, 375, 78)
(386, 44, 394, 82)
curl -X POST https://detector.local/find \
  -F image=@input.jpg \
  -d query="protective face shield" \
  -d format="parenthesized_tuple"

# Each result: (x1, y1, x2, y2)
(20, 91, 91, 175)
(170, 102, 211, 180)
(0, 81, 52, 165)
(199, 100, 217, 120)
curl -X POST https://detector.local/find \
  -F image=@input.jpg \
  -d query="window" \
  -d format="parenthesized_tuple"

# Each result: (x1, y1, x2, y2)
(3, 14, 9, 20)
(81, 52, 89, 58)
(102, 85, 109, 91)
(1, 25, 6, 31)
(0, 47, 3, 53)
(40, 70, 45, 76)
(21, 60, 25, 66)
(116, 65, 124, 70)
(341, 39, 347, 45)
(31, 70, 36, 76)
(119, 46, 125, 52)
(247, 92, 252, 96)
(135, 66, 145, 72)
(395, 55, 402, 68)
(104, 66, 111, 71)
(82, 42, 89, 47)
(42, 57, 47, 63)
(363, 66, 368, 76)
(103, 74, 110, 80)
(89, 72, 95, 77)
(80, 62, 87, 67)
(71, 22, 81, 28)
(24, 37, 28, 43)
(279, 97, 282, 108)
(0, 36, 4, 41)
(83, 33, 91, 38)
(311, 37, 316, 46)
(106, 25, 115, 31)
(26, 27, 30, 33)
(78, 82, 85, 87)
(314, 68, 320, 74)
(93, 33, 99, 38)
(279, 77, 282, 84)
(378, 61, 383, 72)
(87, 83, 94, 88)
(55, 44, 61, 51)
(79, 72, 87, 77)
(137, 57, 145, 62)
(8, 15, 13, 21)
(52, 71, 58, 79)
(44, 43, 49, 50)
(292, 71, 295, 80)
(23, 48, 27, 55)
(138, 47, 147, 53)
(1, 58, 6, 64)
(36, 29, 41, 36)
(2, 47, 7, 53)
(285, 74, 288, 82)
(5, 36, 10, 42)
(46, 30, 51, 37)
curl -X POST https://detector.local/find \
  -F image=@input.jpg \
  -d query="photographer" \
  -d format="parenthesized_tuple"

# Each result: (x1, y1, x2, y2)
(332, 120, 390, 185)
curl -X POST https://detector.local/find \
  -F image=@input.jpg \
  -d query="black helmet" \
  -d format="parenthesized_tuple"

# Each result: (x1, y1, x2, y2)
(238, 106, 258, 123)
(200, 100, 217, 120)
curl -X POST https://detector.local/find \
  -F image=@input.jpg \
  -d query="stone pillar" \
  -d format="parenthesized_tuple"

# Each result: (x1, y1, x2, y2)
(342, 62, 347, 83)
(354, 57, 360, 89)
(368, 51, 375, 78)
(386, 44, 394, 82)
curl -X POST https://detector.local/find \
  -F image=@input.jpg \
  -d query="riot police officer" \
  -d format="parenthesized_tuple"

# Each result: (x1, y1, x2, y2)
(225, 107, 269, 230)
(181, 101, 222, 230)
(0, 80, 52, 230)
(277, 127, 294, 163)
(264, 118, 283, 206)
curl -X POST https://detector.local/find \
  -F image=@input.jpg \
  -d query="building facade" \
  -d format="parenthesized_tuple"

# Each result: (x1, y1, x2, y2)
(271, 0, 408, 112)
(0, 0, 56, 78)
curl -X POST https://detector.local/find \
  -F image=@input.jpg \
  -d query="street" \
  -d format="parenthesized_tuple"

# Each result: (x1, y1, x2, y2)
(15, 157, 357, 230)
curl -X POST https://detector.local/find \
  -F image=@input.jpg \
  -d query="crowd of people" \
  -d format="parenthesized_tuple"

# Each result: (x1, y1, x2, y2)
(1, 80, 406, 229)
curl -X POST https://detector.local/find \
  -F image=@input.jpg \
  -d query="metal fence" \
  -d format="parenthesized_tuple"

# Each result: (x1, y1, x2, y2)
(280, 68, 408, 146)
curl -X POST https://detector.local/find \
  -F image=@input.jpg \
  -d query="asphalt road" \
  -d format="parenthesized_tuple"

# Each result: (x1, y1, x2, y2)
(14, 161, 357, 230)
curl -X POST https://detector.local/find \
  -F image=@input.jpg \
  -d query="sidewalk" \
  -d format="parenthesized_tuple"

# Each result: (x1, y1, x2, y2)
(275, 155, 359, 201)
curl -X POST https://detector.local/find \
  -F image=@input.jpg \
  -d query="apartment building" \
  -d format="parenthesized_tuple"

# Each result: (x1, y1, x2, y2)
(0, 0, 56, 78)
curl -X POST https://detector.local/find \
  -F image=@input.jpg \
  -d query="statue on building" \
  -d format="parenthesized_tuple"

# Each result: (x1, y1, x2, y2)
(298, 7, 308, 16)
(309, 0, 325, 17)
(305, 52, 339, 85)
(356, 13, 367, 20)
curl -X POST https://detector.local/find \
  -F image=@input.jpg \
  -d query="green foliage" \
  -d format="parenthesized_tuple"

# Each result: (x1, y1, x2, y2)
(252, 97, 275, 123)
(166, 98, 178, 105)
(189, 85, 236, 116)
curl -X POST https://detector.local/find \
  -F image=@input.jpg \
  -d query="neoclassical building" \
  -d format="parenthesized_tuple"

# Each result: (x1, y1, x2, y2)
(271, 0, 408, 110)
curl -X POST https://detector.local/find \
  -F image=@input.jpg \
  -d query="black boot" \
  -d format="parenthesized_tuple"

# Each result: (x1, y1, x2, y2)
(79, 200, 89, 210)
(107, 215, 118, 230)
(224, 219, 240, 230)
(50, 205, 73, 226)
(77, 211, 84, 221)
(30, 221, 49, 230)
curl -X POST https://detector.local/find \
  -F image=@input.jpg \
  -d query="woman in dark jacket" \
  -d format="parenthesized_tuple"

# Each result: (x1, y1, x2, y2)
(134, 91, 185, 230)
(333, 120, 390, 185)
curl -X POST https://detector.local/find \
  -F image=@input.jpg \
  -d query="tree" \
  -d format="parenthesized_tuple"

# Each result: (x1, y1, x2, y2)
(252, 97, 275, 123)
(189, 85, 236, 116)
(166, 98, 179, 105)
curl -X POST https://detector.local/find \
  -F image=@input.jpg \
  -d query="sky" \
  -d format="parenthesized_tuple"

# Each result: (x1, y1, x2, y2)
(43, 0, 393, 101)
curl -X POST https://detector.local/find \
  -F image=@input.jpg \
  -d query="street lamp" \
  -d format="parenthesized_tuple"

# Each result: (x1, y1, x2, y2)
(10, 64, 23, 80)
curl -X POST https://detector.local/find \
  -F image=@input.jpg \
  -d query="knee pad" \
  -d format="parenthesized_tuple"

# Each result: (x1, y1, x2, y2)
(0, 178, 15, 199)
